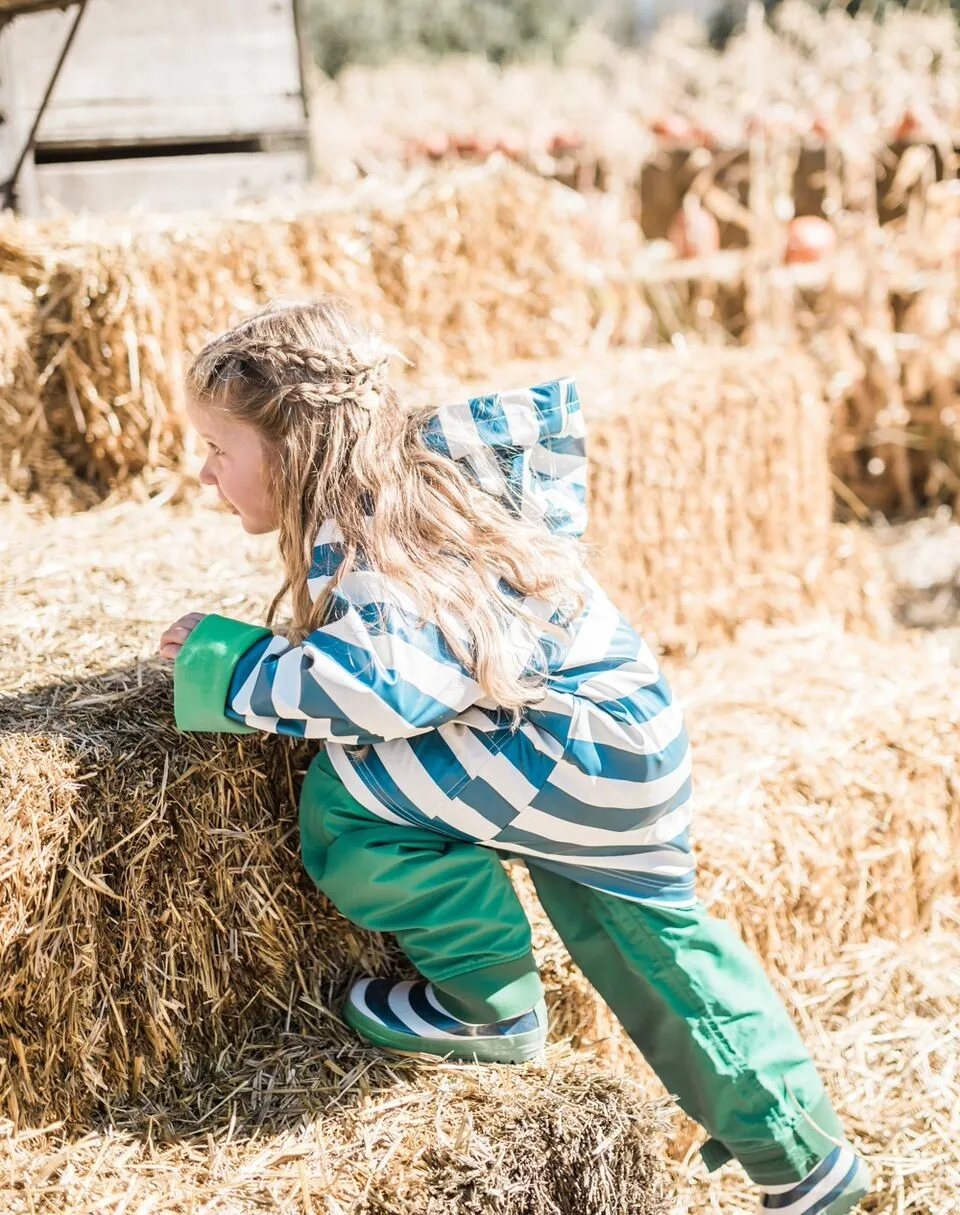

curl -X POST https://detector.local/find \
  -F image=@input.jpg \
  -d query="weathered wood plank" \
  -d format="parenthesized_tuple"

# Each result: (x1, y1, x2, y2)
(1, 0, 306, 145)
(28, 148, 309, 214)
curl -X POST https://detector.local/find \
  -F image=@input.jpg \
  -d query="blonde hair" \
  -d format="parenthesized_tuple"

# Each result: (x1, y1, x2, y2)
(186, 297, 587, 715)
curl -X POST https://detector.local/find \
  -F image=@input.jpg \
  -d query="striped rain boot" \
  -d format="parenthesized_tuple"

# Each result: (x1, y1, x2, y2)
(759, 1145, 872, 1214)
(343, 977, 548, 1064)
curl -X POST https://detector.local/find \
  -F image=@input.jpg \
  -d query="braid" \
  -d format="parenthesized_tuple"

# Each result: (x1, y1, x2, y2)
(225, 338, 388, 407)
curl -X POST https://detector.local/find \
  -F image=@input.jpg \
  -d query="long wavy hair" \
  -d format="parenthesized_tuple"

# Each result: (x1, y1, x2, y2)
(186, 297, 586, 714)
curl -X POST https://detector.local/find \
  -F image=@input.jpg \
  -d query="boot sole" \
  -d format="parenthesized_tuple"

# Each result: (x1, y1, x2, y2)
(343, 1000, 547, 1064)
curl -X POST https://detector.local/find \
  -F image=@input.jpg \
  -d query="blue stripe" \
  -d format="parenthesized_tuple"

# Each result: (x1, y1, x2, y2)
(408, 983, 465, 1033)
(308, 542, 347, 580)
(298, 631, 463, 731)
(353, 751, 474, 841)
(469, 393, 512, 448)
(359, 981, 414, 1034)
(408, 732, 472, 799)
(350, 597, 471, 673)
(564, 728, 690, 783)
(420, 418, 450, 459)
(762, 1148, 843, 1210)
(244, 651, 378, 743)
(493, 821, 691, 862)
(525, 857, 697, 904)
(529, 380, 566, 435)
(454, 772, 526, 831)
(531, 773, 693, 831)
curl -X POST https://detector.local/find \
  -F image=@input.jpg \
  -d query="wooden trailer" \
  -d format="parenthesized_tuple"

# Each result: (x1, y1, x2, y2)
(0, 0, 312, 214)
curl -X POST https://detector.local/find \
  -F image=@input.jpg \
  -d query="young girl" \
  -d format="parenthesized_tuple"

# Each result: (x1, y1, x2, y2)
(161, 297, 870, 1214)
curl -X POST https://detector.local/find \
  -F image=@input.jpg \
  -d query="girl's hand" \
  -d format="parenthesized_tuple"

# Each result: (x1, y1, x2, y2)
(159, 612, 207, 661)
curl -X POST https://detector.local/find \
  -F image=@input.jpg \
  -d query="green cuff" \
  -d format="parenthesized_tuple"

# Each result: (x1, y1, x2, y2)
(432, 952, 544, 1023)
(174, 613, 273, 734)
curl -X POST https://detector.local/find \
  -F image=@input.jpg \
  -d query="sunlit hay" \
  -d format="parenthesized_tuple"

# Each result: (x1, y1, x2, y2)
(0, 165, 646, 500)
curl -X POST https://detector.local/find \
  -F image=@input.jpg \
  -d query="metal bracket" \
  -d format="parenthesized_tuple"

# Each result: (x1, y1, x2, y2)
(0, 0, 88, 210)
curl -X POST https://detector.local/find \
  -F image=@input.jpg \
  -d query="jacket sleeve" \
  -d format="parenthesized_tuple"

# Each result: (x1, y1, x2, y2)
(423, 376, 588, 538)
(173, 578, 484, 741)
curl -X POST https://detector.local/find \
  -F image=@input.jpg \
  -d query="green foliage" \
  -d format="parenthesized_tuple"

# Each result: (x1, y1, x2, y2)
(305, 0, 592, 77)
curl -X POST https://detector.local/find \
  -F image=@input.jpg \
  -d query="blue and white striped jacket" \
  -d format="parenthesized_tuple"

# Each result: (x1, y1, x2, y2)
(224, 379, 695, 905)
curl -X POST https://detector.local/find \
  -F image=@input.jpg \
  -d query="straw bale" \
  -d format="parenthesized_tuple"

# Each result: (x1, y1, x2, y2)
(0, 275, 90, 513)
(0, 664, 669, 1142)
(0, 1058, 670, 1215)
(575, 346, 893, 647)
(0, 165, 647, 499)
(676, 624, 960, 966)
(0, 504, 639, 1127)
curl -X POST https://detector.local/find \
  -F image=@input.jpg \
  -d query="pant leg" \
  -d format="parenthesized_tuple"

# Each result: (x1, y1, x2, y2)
(298, 750, 543, 1023)
(526, 862, 847, 1188)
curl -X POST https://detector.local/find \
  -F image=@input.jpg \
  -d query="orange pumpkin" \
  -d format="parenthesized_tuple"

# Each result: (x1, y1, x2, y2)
(650, 114, 695, 144)
(548, 129, 585, 156)
(668, 200, 720, 259)
(421, 133, 450, 160)
(785, 216, 836, 264)
(895, 106, 934, 143)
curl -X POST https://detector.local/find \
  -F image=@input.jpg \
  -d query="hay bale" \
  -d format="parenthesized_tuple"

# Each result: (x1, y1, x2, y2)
(0, 165, 646, 498)
(0, 666, 658, 1135)
(678, 624, 960, 967)
(0, 1052, 670, 1214)
(0, 274, 91, 512)
(574, 346, 890, 647)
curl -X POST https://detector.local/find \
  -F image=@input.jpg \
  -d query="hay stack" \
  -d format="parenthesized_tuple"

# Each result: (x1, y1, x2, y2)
(0, 665, 669, 1148)
(574, 346, 890, 646)
(678, 624, 960, 967)
(0, 500, 637, 1126)
(0, 274, 90, 512)
(0, 1058, 669, 1215)
(0, 165, 646, 498)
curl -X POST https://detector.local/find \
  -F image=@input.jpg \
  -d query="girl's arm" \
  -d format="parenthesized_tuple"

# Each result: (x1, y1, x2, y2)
(173, 586, 483, 742)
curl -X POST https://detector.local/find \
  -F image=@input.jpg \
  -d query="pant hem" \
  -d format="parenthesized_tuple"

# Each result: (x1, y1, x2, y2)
(432, 951, 543, 1023)
(702, 1093, 849, 1186)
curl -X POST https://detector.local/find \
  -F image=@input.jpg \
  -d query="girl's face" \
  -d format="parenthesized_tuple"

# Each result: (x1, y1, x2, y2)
(186, 396, 277, 534)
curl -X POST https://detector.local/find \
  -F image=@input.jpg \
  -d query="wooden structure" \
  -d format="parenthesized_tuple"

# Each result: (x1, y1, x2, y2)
(0, 0, 311, 214)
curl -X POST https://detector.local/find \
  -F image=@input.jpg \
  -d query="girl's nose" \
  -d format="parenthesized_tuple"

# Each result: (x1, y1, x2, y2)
(199, 459, 217, 488)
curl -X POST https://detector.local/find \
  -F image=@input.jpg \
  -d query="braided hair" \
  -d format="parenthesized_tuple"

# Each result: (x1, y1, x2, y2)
(186, 296, 586, 715)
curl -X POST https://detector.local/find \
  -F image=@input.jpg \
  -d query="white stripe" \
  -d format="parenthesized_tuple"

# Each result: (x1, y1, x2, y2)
(766, 1152, 857, 1214)
(499, 394, 541, 447)
(319, 611, 480, 716)
(325, 746, 409, 826)
(324, 569, 423, 614)
(484, 832, 696, 874)
(265, 644, 416, 738)
(438, 734, 541, 812)
(529, 444, 585, 480)
(547, 744, 692, 810)
(313, 519, 346, 546)
(508, 797, 692, 851)
(375, 739, 504, 841)
(575, 660, 662, 703)
(558, 590, 620, 672)
(423, 983, 475, 1024)
(388, 981, 460, 1040)
(349, 977, 377, 1019)
(569, 698, 685, 755)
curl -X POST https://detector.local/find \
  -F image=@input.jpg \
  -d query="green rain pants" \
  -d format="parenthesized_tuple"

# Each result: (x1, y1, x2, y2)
(300, 750, 846, 1187)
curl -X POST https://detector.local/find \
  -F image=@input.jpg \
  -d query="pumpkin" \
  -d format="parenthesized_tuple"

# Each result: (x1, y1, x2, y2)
(650, 114, 695, 143)
(785, 216, 836, 263)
